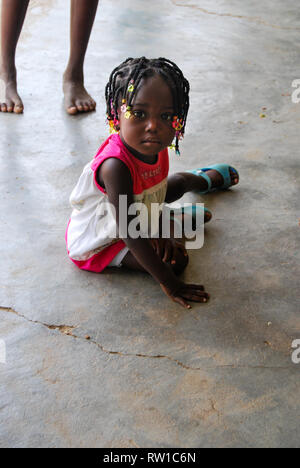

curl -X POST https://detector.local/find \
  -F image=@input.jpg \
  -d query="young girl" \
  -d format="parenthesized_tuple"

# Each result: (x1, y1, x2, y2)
(66, 57, 239, 309)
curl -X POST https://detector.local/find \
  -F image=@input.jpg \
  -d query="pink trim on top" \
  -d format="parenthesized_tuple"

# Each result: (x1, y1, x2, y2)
(91, 134, 169, 196)
(65, 220, 126, 273)
(66, 134, 169, 274)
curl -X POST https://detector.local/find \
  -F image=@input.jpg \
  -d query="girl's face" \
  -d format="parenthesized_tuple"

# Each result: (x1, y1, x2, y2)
(119, 74, 176, 158)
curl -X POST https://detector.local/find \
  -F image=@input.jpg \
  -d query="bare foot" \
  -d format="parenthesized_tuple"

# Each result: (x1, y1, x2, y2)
(63, 72, 96, 115)
(0, 67, 24, 114)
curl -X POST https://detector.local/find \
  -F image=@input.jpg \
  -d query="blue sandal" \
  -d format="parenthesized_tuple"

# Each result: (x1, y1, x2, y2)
(187, 164, 239, 195)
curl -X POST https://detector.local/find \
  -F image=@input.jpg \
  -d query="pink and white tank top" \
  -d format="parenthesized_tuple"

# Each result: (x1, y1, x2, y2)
(66, 134, 169, 272)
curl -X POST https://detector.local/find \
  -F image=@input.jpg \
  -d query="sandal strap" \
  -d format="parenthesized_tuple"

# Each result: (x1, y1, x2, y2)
(187, 169, 212, 194)
(201, 164, 232, 190)
(195, 170, 212, 194)
(189, 164, 239, 192)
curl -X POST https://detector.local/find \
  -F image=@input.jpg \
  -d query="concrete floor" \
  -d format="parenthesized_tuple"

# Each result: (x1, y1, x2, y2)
(0, 0, 299, 448)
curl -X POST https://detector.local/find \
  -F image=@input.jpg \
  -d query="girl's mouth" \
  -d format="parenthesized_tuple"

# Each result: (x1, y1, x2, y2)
(142, 139, 161, 145)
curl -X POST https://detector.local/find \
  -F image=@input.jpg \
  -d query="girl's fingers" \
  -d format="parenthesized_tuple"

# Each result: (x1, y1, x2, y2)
(156, 242, 162, 258)
(182, 285, 209, 294)
(181, 288, 210, 301)
(150, 240, 157, 254)
(176, 243, 188, 255)
(185, 284, 205, 291)
(173, 295, 191, 309)
(181, 293, 209, 303)
(163, 243, 172, 263)
(174, 241, 187, 255)
(183, 286, 209, 296)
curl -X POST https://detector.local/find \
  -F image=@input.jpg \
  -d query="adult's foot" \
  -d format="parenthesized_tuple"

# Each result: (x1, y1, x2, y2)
(63, 71, 96, 115)
(0, 68, 24, 113)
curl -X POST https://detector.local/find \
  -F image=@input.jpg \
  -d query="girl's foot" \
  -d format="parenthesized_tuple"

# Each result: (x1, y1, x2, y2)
(63, 71, 96, 115)
(199, 167, 239, 191)
(0, 67, 24, 114)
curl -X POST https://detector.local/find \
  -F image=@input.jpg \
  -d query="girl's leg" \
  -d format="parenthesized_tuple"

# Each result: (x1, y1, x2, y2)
(165, 170, 239, 203)
(0, 0, 30, 113)
(63, 0, 99, 115)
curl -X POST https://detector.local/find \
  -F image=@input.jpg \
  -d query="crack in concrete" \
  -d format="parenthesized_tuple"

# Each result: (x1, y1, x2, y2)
(0, 307, 76, 335)
(0, 306, 293, 371)
(170, 1, 300, 31)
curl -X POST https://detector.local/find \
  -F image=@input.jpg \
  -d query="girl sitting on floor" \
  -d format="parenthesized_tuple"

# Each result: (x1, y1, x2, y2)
(66, 57, 239, 308)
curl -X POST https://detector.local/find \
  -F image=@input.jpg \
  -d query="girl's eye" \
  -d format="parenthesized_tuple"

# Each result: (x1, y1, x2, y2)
(161, 113, 173, 121)
(133, 110, 146, 119)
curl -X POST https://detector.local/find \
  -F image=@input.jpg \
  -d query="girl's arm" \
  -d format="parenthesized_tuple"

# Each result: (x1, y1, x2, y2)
(98, 158, 209, 307)
(98, 157, 175, 285)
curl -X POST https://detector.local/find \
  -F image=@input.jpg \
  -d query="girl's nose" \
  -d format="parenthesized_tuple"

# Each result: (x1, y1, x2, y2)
(146, 117, 159, 132)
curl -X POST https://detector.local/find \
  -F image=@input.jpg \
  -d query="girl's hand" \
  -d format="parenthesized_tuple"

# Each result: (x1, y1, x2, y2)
(150, 238, 188, 264)
(160, 277, 210, 309)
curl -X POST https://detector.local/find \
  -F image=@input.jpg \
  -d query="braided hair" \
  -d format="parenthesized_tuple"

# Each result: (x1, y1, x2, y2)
(105, 57, 190, 154)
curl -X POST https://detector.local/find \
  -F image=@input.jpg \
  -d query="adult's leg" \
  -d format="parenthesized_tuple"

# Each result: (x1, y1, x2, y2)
(0, 0, 30, 113)
(63, 0, 99, 115)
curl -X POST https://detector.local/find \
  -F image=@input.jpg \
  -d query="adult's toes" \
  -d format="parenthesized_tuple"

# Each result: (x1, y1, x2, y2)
(67, 105, 78, 115)
(1, 103, 7, 112)
(83, 103, 90, 111)
(14, 105, 23, 114)
(6, 99, 14, 112)
(75, 101, 84, 112)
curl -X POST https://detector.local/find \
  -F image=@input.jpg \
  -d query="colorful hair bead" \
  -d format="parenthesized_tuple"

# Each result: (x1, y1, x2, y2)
(176, 130, 183, 140)
(128, 80, 135, 93)
(169, 116, 184, 156)
(120, 103, 132, 119)
(121, 103, 132, 115)
(172, 116, 183, 131)
(107, 115, 120, 134)
(168, 142, 181, 156)
(108, 119, 116, 134)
